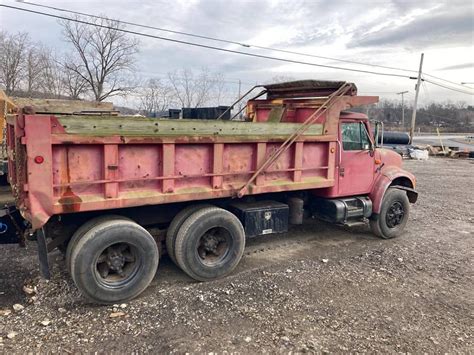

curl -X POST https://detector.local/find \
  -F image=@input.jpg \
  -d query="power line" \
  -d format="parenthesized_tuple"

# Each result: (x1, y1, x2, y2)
(136, 70, 256, 86)
(17, 1, 253, 47)
(0, 4, 414, 79)
(423, 78, 474, 96)
(17, 0, 421, 75)
(423, 73, 472, 90)
(19, 0, 472, 91)
(4, 2, 473, 97)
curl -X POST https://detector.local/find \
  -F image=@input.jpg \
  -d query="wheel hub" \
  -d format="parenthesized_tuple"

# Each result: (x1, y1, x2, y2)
(202, 234, 219, 252)
(107, 250, 125, 271)
(96, 243, 138, 283)
(386, 201, 405, 228)
(197, 227, 231, 265)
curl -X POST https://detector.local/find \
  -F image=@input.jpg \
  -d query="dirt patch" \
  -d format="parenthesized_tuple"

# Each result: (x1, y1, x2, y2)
(0, 158, 473, 352)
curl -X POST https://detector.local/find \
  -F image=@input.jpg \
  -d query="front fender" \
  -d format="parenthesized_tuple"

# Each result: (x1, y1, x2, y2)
(369, 165, 417, 214)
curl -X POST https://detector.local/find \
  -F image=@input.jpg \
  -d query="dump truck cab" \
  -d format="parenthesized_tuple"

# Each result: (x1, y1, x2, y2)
(246, 81, 416, 230)
(310, 110, 417, 234)
(318, 111, 416, 198)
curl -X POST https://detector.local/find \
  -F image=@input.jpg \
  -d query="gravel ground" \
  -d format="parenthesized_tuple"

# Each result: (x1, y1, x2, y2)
(0, 158, 472, 353)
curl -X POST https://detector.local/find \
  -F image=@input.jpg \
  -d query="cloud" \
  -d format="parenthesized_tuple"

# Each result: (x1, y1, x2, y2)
(350, 6, 474, 49)
(0, 0, 472, 103)
(438, 62, 474, 71)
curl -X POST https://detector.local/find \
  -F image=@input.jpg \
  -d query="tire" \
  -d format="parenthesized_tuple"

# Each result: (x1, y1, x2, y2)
(70, 220, 159, 304)
(66, 215, 131, 274)
(370, 188, 410, 239)
(166, 204, 213, 265)
(175, 207, 245, 281)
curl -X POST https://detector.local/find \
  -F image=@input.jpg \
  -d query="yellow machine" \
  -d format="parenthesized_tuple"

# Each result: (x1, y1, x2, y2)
(0, 91, 17, 176)
(0, 90, 17, 142)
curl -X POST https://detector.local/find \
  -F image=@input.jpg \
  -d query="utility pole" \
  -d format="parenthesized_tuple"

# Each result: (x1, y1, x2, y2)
(410, 53, 424, 143)
(397, 90, 409, 129)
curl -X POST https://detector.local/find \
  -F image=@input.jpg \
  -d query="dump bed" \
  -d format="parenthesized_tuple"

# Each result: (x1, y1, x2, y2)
(6, 81, 377, 229)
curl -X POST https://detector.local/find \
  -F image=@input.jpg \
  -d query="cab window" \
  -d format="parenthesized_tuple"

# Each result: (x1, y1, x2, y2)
(341, 122, 371, 151)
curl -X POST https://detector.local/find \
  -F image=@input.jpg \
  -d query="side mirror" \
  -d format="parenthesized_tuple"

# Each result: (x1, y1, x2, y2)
(360, 122, 375, 151)
(373, 121, 384, 147)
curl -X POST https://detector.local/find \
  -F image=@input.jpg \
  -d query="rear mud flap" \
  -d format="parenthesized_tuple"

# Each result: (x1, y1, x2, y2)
(36, 228, 51, 279)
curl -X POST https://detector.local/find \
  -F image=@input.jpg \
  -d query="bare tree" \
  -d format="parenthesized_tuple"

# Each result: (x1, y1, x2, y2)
(60, 16, 139, 101)
(61, 61, 88, 99)
(213, 72, 228, 106)
(0, 31, 29, 94)
(138, 78, 175, 116)
(24, 44, 46, 95)
(168, 68, 217, 108)
(40, 53, 65, 98)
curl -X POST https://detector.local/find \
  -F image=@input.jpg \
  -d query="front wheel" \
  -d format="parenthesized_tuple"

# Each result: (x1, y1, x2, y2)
(370, 188, 410, 239)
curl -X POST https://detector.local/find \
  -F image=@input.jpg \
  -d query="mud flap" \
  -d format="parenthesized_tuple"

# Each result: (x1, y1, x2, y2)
(391, 185, 418, 203)
(36, 228, 51, 279)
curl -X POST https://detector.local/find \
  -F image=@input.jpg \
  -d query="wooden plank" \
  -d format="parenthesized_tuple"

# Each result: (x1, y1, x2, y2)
(13, 97, 113, 114)
(56, 116, 324, 138)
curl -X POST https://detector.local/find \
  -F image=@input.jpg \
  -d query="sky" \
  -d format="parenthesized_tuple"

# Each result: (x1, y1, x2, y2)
(1, 0, 473, 107)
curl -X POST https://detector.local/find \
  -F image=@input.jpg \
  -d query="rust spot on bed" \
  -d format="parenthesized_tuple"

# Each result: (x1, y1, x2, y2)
(58, 186, 82, 213)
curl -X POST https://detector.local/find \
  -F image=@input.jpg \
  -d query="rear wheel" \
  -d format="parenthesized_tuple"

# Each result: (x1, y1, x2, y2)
(175, 207, 245, 281)
(70, 220, 159, 304)
(66, 215, 131, 274)
(166, 204, 213, 266)
(370, 188, 410, 239)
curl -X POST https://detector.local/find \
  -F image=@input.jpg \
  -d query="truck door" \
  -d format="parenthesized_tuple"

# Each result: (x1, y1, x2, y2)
(338, 120, 375, 196)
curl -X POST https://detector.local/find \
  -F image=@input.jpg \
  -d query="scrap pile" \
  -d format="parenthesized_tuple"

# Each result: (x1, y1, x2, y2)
(427, 145, 473, 159)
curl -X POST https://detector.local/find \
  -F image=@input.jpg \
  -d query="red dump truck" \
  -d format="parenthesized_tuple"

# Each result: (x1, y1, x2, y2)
(4, 80, 417, 303)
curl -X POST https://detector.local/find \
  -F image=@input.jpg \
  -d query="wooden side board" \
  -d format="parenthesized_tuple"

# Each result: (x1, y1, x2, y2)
(56, 116, 324, 138)
(12, 97, 114, 114)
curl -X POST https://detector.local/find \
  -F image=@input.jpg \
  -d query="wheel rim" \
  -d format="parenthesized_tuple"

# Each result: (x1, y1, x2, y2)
(386, 201, 405, 228)
(196, 227, 232, 267)
(94, 242, 141, 288)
